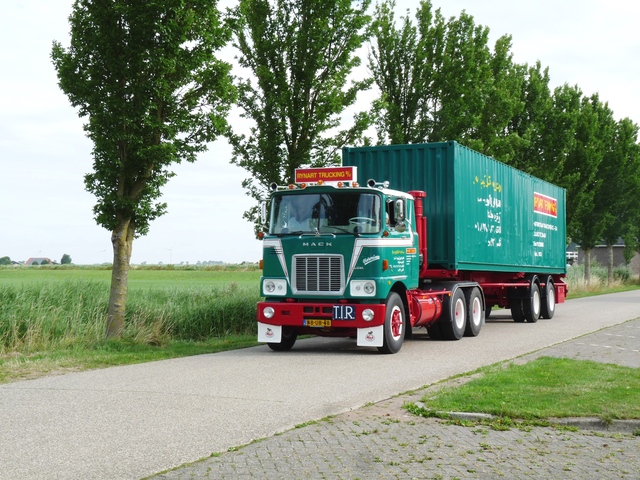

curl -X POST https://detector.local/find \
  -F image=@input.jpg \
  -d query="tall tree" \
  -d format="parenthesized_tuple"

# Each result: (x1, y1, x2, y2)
(598, 118, 640, 283)
(564, 93, 615, 283)
(52, 0, 234, 337)
(229, 0, 372, 228)
(507, 62, 557, 180)
(468, 34, 524, 162)
(369, 1, 522, 154)
(429, 10, 492, 144)
(368, 0, 445, 144)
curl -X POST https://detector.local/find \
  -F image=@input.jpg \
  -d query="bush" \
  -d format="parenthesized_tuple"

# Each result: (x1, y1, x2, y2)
(614, 266, 632, 282)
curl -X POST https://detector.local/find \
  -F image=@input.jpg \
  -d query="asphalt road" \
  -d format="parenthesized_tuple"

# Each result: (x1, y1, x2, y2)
(1, 290, 640, 480)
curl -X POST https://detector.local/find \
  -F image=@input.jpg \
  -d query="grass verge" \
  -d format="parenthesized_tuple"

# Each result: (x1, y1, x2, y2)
(408, 357, 640, 422)
(0, 335, 259, 384)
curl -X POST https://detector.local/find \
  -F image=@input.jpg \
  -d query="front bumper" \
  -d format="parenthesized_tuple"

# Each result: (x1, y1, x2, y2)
(257, 300, 386, 329)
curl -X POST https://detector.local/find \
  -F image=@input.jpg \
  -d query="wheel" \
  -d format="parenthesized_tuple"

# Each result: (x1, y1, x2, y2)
(267, 327, 297, 351)
(378, 292, 406, 354)
(426, 322, 442, 340)
(510, 298, 525, 323)
(464, 287, 484, 337)
(540, 277, 556, 319)
(439, 288, 466, 340)
(523, 281, 541, 323)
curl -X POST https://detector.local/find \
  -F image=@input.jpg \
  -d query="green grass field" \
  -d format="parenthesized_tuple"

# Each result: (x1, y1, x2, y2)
(0, 266, 262, 290)
(0, 265, 264, 382)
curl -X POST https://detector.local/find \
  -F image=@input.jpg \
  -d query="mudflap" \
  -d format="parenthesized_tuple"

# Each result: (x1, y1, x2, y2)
(357, 325, 384, 347)
(258, 322, 282, 343)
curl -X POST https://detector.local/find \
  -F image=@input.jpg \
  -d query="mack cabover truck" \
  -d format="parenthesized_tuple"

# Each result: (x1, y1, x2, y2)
(257, 141, 567, 354)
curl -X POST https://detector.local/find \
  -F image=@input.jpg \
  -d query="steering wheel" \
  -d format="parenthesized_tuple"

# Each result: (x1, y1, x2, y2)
(349, 216, 377, 226)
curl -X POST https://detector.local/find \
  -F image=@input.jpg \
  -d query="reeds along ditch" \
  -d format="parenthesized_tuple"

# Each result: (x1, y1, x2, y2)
(0, 281, 261, 353)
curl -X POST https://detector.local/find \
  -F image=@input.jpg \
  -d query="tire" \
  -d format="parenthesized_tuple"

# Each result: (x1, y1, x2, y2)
(540, 277, 556, 319)
(267, 327, 297, 351)
(426, 323, 442, 340)
(510, 298, 525, 323)
(523, 281, 541, 323)
(439, 288, 466, 340)
(378, 292, 406, 354)
(464, 287, 484, 337)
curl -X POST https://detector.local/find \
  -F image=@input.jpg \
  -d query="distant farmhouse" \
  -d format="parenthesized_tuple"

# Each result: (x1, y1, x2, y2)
(25, 257, 54, 266)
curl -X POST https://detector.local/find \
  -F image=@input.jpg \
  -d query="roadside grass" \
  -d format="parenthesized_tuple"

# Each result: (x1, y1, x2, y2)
(0, 265, 262, 384)
(0, 335, 259, 384)
(408, 357, 640, 422)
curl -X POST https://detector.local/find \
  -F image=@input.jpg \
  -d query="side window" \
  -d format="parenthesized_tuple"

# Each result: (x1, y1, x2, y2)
(386, 197, 407, 232)
(386, 199, 396, 227)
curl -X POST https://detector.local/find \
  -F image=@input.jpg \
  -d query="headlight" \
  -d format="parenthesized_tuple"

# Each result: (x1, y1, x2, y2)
(262, 279, 287, 296)
(263, 307, 275, 319)
(350, 280, 376, 297)
(362, 309, 375, 321)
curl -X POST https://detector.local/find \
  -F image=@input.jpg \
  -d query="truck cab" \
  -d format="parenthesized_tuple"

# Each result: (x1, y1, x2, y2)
(257, 167, 420, 353)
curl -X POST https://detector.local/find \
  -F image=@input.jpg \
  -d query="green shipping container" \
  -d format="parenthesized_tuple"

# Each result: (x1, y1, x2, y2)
(343, 141, 566, 274)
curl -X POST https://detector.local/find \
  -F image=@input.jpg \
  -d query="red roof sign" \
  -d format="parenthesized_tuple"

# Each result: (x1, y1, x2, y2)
(295, 167, 356, 183)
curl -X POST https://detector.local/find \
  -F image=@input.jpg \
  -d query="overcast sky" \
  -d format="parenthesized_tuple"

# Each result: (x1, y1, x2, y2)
(1, 1, 638, 265)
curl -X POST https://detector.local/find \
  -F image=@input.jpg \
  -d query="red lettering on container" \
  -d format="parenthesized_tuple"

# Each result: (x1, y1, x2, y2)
(534, 192, 558, 218)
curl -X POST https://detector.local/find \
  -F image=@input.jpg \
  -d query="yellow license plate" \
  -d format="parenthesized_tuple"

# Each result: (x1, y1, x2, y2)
(305, 319, 331, 327)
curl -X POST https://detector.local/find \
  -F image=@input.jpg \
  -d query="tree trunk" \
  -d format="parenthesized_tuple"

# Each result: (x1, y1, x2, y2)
(106, 218, 135, 338)
(584, 248, 592, 285)
(607, 245, 614, 286)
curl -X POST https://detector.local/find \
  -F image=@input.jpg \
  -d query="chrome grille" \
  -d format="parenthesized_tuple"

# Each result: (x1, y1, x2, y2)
(293, 255, 343, 294)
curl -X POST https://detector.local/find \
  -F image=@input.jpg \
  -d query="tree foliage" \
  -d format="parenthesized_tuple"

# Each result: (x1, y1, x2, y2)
(369, 1, 640, 276)
(369, 0, 523, 154)
(61, 254, 72, 265)
(0, 256, 11, 266)
(52, 0, 234, 336)
(229, 0, 373, 228)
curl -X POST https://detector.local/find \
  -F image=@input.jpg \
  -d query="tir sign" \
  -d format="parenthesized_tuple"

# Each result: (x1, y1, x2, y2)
(295, 167, 357, 184)
(333, 305, 355, 320)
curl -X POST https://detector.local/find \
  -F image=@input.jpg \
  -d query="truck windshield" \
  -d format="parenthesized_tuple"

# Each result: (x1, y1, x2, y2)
(270, 192, 382, 235)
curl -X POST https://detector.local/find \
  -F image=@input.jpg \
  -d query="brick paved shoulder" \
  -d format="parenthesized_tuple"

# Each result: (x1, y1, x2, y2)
(153, 395, 640, 480)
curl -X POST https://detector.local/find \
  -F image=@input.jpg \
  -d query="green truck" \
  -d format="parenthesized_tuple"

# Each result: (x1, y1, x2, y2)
(257, 141, 567, 353)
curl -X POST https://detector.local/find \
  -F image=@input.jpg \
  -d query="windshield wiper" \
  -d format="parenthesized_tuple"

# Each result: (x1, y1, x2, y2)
(321, 226, 360, 237)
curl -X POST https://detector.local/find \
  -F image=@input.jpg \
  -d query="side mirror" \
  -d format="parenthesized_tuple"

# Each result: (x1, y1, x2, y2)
(394, 199, 407, 232)
(260, 201, 267, 225)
